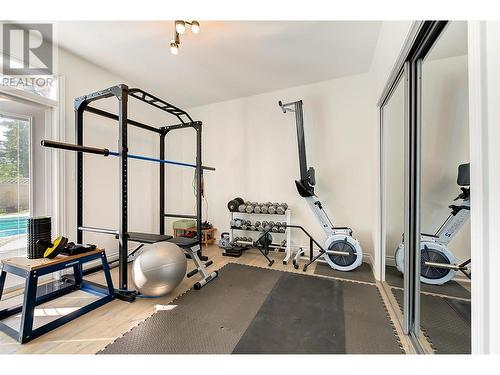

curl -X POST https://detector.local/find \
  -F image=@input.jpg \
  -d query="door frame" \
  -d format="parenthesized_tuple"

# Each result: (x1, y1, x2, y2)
(0, 81, 65, 247)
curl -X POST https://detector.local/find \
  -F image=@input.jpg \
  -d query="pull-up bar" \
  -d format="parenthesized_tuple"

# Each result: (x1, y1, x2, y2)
(41, 140, 216, 171)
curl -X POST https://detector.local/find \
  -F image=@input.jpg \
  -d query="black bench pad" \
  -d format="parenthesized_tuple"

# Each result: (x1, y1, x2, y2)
(125, 232, 173, 244)
(167, 236, 199, 249)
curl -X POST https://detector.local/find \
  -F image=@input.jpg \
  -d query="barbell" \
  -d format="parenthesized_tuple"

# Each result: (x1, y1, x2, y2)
(41, 140, 216, 171)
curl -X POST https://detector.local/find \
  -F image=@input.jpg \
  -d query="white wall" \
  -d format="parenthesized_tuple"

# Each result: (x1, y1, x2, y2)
(171, 73, 377, 260)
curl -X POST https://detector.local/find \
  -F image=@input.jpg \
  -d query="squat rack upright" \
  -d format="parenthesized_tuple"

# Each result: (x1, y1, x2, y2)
(73, 84, 207, 298)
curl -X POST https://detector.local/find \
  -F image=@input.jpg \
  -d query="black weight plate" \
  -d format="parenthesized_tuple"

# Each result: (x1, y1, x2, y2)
(420, 247, 451, 280)
(327, 240, 358, 267)
(227, 199, 239, 212)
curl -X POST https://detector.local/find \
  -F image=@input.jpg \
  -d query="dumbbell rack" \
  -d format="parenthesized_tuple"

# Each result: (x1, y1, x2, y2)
(229, 209, 292, 264)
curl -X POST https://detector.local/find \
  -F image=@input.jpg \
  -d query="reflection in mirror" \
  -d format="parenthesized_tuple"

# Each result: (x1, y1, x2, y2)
(381, 75, 405, 319)
(419, 21, 470, 354)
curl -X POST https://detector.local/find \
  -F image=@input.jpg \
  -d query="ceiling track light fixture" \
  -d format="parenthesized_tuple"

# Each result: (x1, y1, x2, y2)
(170, 20, 200, 55)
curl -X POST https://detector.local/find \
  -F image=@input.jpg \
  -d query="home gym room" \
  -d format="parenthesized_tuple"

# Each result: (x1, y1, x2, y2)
(1, 2, 500, 368)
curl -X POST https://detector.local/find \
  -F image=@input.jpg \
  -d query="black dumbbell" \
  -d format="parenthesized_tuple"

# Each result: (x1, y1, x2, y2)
(228, 197, 245, 212)
(276, 203, 288, 215)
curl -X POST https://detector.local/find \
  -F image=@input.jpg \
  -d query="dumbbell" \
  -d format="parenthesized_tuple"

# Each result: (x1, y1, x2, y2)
(254, 221, 261, 228)
(254, 205, 261, 214)
(261, 205, 268, 214)
(238, 204, 246, 213)
(233, 219, 243, 228)
(250, 225, 256, 231)
(276, 203, 288, 215)
(245, 204, 254, 213)
(262, 221, 268, 228)
(228, 197, 245, 212)
(279, 226, 286, 233)
(268, 204, 277, 214)
(257, 226, 264, 232)
(237, 237, 253, 247)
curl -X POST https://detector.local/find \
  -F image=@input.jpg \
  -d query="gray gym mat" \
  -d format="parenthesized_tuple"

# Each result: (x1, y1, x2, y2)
(392, 289, 471, 354)
(314, 262, 375, 283)
(99, 263, 282, 354)
(99, 264, 403, 354)
(385, 266, 470, 299)
(233, 272, 346, 353)
(234, 271, 402, 354)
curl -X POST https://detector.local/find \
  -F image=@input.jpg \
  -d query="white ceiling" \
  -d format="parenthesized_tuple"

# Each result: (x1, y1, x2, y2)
(55, 21, 382, 108)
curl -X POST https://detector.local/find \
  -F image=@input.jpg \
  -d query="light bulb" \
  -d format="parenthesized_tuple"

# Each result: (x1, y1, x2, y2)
(170, 41, 179, 55)
(175, 20, 186, 34)
(191, 21, 200, 34)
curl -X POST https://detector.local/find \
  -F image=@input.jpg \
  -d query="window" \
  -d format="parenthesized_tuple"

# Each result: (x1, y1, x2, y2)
(0, 112, 31, 258)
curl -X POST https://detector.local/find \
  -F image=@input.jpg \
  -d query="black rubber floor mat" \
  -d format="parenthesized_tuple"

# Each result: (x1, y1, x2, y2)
(233, 272, 346, 353)
(99, 264, 402, 354)
(385, 266, 470, 299)
(392, 289, 471, 354)
(98, 263, 282, 354)
(314, 262, 375, 283)
(234, 272, 402, 354)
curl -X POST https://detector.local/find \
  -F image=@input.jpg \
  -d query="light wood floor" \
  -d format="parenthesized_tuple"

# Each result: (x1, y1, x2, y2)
(0, 245, 410, 354)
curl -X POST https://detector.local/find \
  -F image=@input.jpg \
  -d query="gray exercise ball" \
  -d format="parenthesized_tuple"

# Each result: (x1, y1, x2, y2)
(132, 242, 187, 297)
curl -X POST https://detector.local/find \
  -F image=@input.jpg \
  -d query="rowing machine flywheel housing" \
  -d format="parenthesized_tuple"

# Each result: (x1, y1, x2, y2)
(395, 241, 457, 285)
(324, 234, 363, 271)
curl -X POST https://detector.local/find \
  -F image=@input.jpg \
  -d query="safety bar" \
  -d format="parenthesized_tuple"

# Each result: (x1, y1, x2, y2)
(78, 226, 118, 235)
(164, 213, 198, 219)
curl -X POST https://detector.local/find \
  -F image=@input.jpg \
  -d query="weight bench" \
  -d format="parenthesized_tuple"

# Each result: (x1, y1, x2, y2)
(126, 232, 218, 290)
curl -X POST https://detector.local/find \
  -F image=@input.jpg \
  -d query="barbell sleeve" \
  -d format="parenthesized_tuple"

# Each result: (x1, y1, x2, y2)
(42, 139, 111, 156)
(41, 139, 216, 171)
